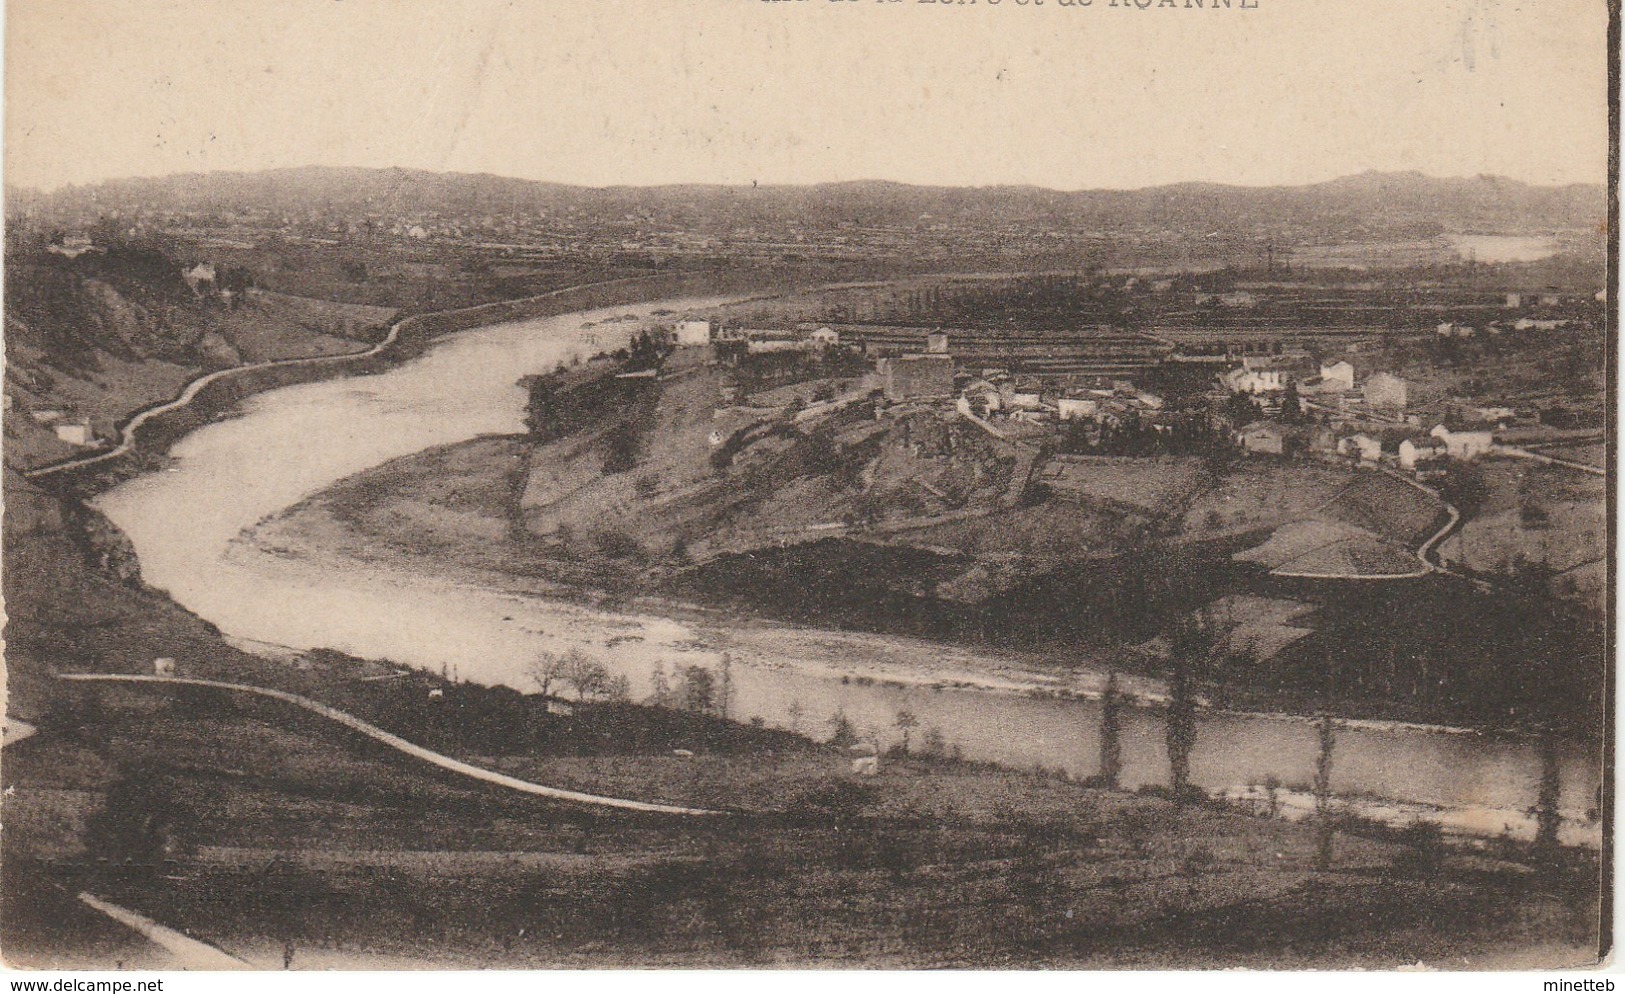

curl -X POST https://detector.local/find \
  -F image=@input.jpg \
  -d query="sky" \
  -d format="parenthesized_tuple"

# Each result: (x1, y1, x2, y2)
(3, 0, 1612, 193)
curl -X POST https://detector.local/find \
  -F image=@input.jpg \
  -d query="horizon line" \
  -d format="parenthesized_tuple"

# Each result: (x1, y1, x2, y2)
(5, 163, 1607, 200)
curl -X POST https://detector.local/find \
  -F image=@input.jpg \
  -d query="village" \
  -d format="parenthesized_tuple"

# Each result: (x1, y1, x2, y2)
(654, 283, 1602, 500)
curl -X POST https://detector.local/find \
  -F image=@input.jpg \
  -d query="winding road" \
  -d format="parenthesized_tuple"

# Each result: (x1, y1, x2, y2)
(22, 276, 668, 484)
(57, 673, 726, 817)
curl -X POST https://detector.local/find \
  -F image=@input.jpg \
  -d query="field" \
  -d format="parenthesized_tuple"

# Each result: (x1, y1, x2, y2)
(1319, 470, 1444, 546)
(1178, 462, 1352, 539)
(1040, 456, 1210, 517)
(1436, 459, 1606, 612)
(3, 676, 1603, 969)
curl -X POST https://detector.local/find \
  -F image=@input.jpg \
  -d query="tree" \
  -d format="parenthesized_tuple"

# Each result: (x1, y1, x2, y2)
(826, 709, 857, 747)
(647, 664, 677, 708)
(533, 648, 615, 702)
(717, 653, 734, 722)
(894, 709, 919, 755)
(527, 652, 568, 698)
(1165, 614, 1220, 802)
(1098, 671, 1123, 788)
(1313, 714, 1337, 870)
(679, 665, 717, 714)
(1279, 382, 1303, 423)
(785, 699, 805, 734)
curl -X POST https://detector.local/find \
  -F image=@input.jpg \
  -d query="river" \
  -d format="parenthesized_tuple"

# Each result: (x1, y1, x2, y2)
(92, 296, 1602, 846)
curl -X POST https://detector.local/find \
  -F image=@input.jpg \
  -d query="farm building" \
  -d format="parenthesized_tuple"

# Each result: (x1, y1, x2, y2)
(1057, 396, 1099, 421)
(674, 319, 712, 347)
(1398, 437, 1448, 470)
(53, 420, 94, 446)
(1319, 361, 1355, 390)
(1430, 423, 1495, 461)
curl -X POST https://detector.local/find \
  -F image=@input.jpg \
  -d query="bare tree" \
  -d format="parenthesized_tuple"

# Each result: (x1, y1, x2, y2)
(527, 652, 568, 698)
(558, 649, 606, 700)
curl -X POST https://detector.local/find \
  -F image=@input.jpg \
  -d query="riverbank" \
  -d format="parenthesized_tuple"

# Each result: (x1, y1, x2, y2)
(22, 270, 773, 497)
(6, 655, 1603, 969)
(2, 280, 1604, 967)
(244, 426, 1604, 745)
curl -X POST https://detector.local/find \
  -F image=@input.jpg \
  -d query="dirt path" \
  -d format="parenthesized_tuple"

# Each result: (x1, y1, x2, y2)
(24, 275, 670, 484)
(76, 892, 251, 970)
(56, 673, 726, 817)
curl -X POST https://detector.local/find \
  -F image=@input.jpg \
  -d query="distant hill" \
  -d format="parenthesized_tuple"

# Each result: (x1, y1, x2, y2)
(9, 167, 1605, 241)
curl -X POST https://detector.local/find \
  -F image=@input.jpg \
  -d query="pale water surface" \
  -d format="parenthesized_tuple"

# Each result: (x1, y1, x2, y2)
(94, 297, 1601, 845)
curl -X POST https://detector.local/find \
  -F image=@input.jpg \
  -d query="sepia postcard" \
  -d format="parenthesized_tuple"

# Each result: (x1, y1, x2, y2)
(0, 0, 1614, 975)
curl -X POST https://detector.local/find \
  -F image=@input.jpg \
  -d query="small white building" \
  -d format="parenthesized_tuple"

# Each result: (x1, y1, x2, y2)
(1398, 437, 1448, 470)
(53, 420, 94, 446)
(1006, 386, 1044, 410)
(807, 326, 840, 348)
(925, 332, 950, 354)
(1057, 397, 1099, 421)
(1319, 361, 1355, 391)
(674, 319, 712, 347)
(1430, 424, 1495, 461)
(1221, 365, 1284, 395)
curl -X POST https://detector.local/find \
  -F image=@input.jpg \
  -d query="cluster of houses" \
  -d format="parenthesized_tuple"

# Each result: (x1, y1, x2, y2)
(670, 318, 842, 353)
(1219, 355, 1409, 416)
(956, 372, 1165, 430)
(1235, 417, 1497, 476)
(1218, 351, 1517, 475)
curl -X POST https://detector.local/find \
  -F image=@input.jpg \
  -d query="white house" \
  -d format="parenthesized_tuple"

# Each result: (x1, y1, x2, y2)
(1057, 397, 1099, 421)
(674, 319, 712, 347)
(926, 332, 950, 354)
(1398, 437, 1448, 470)
(1430, 424, 1495, 461)
(1319, 361, 1355, 390)
(53, 420, 94, 446)
(1221, 365, 1284, 395)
